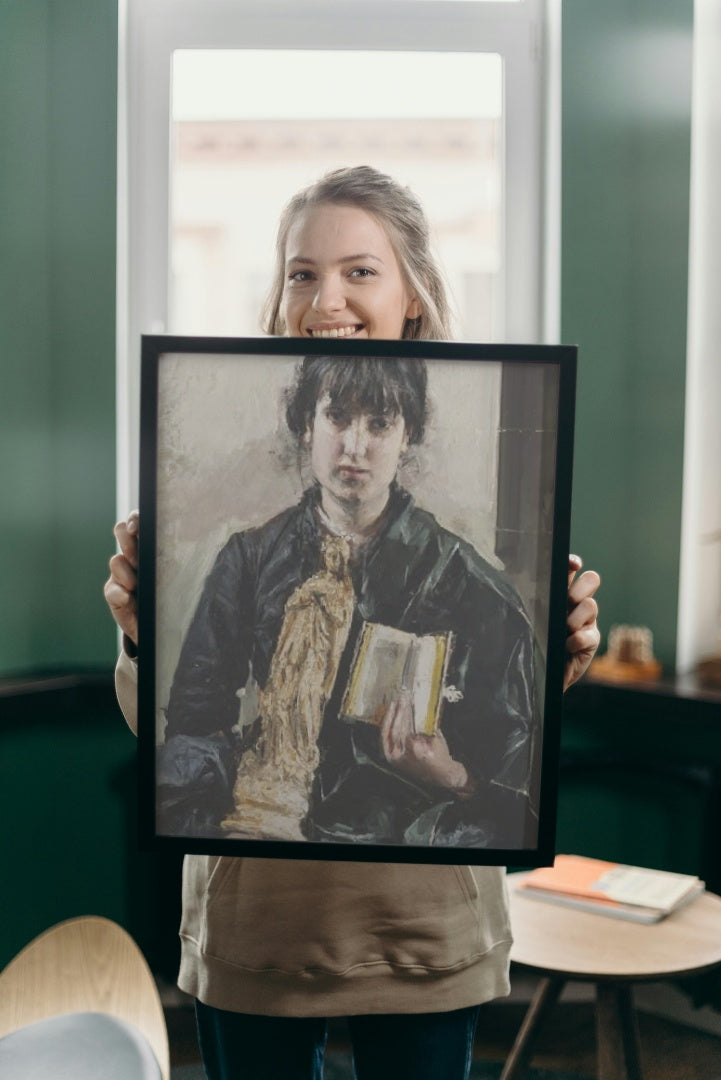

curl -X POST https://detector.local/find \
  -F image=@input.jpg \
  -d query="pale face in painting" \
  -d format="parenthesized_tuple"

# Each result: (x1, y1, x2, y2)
(309, 393, 409, 520)
(281, 203, 421, 340)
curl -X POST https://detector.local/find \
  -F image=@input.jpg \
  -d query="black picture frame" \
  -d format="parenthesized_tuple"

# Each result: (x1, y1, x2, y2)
(138, 335, 576, 866)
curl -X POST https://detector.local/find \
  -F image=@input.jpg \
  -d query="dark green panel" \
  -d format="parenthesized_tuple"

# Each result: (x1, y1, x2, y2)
(556, 771, 708, 877)
(559, 682, 721, 890)
(0, 682, 184, 976)
(47, 0, 118, 667)
(0, 2, 55, 670)
(562, 0, 693, 669)
(0, 687, 132, 967)
(0, 0, 118, 674)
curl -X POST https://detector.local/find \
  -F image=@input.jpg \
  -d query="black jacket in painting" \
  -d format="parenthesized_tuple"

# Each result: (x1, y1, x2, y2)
(164, 485, 542, 849)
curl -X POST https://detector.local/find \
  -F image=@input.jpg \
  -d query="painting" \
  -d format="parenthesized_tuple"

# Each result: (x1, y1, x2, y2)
(137, 335, 576, 865)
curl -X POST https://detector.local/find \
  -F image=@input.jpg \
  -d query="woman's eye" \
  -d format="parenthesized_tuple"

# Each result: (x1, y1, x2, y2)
(288, 269, 313, 283)
(369, 416, 393, 434)
(325, 408, 347, 427)
(349, 267, 375, 279)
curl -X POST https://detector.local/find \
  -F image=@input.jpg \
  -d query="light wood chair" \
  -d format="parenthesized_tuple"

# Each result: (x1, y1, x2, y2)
(0, 915, 170, 1079)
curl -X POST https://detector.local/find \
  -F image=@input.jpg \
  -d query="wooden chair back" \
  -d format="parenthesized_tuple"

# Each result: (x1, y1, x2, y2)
(0, 915, 169, 1080)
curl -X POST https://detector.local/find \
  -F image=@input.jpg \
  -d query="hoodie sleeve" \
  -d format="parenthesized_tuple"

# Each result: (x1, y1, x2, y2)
(115, 647, 139, 736)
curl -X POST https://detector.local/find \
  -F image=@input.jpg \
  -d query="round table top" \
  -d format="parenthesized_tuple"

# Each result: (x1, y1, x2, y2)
(508, 872, 721, 981)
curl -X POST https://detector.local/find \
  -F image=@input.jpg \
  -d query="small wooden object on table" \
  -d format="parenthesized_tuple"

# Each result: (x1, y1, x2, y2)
(502, 874, 721, 1080)
(589, 624, 662, 684)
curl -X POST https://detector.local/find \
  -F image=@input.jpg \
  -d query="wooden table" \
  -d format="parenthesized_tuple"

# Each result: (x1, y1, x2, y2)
(503, 873, 721, 1080)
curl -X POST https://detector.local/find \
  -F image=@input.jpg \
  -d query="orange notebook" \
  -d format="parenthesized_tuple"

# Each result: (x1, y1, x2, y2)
(516, 855, 704, 923)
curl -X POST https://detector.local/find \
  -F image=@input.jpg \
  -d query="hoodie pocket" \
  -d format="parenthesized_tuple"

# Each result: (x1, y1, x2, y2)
(453, 864, 480, 906)
(182, 856, 510, 976)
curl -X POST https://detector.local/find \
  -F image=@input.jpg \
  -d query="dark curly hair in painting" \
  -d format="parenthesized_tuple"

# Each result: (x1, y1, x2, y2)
(285, 355, 429, 448)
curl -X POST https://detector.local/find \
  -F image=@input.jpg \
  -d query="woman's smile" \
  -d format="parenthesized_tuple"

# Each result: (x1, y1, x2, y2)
(281, 204, 421, 340)
(307, 323, 364, 339)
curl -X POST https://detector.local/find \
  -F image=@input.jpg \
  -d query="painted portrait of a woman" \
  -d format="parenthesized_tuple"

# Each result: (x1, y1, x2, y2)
(159, 353, 541, 851)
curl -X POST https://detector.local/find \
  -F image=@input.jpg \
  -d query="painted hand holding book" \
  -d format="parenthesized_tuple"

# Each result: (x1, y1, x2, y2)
(341, 622, 456, 736)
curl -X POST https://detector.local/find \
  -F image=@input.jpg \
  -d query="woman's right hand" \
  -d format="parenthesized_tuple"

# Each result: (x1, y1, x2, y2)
(380, 693, 471, 793)
(103, 510, 139, 646)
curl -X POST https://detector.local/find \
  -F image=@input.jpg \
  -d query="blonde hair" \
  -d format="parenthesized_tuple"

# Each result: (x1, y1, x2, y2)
(262, 165, 453, 341)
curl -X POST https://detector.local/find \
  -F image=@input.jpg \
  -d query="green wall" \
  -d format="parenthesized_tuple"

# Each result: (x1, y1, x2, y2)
(0, 0, 118, 676)
(562, 0, 693, 670)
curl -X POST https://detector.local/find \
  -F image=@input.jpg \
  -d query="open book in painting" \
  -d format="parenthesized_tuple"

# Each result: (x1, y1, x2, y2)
(341, 622, 455, 736)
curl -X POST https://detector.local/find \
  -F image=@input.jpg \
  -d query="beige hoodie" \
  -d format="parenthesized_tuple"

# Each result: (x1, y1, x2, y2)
(116, 651, 512, 1016)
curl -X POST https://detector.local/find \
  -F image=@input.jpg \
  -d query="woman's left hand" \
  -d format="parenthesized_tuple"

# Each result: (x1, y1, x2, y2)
(380, 693, 471, 792)
(565, 554, 601, 691)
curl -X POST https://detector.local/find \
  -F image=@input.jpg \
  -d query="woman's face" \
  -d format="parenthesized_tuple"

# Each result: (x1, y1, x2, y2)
(281, 203, 421, 340)
(309, 393, 408, 517)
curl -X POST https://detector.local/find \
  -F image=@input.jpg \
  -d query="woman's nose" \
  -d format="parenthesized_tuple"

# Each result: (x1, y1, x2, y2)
(342, 419, 368, 457)
(313, 274, 345, 315)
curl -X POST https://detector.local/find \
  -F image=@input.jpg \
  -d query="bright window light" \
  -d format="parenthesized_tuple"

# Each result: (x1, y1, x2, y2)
(172, 50, 502, 121)
(170, 50, 503, 341)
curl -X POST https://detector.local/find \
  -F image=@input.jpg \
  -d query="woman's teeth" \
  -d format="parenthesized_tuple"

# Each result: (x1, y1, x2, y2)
(310, 326, 360, 338)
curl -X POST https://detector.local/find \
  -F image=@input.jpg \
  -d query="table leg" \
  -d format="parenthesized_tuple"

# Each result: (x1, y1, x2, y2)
(499, 976, 565, 1080)
(596, 982, 643, 1080)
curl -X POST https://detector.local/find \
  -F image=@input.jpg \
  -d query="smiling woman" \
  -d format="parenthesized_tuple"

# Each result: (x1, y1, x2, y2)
(168, 45, 504, 345)
(108, 141, 595, 1080)
(282, 204, 422, 340)
(122, 0, 550, 520)
(263, 166, 452, 341)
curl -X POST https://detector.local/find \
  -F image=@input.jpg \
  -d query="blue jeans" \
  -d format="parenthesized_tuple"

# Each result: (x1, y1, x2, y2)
(195, 1000, 481, 1080)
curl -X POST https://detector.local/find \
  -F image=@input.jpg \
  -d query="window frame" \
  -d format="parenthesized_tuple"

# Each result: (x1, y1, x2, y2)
(117, 0, 558, 510)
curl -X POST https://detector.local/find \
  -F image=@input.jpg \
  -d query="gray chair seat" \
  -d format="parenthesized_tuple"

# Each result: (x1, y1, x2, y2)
(0, 1011, 162, 1079)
